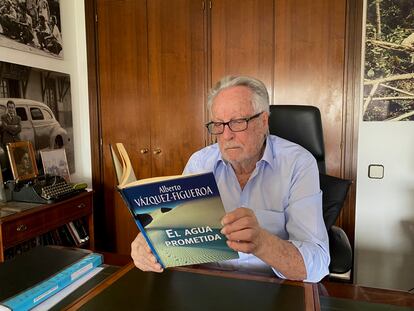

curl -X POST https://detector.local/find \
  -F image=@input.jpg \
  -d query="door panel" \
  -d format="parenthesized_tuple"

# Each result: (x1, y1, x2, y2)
(97, 0, 150, 253)
(210, 0, 274, 101)
(274, 0, 347, 176)
(147, 0, 206, 177)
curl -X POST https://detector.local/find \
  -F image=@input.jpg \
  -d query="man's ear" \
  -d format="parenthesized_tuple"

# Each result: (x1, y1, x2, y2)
(261, 111, 269, 127)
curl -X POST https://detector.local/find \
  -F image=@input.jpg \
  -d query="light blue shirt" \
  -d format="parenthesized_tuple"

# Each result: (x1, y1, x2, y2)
(183, 135, 330, 282)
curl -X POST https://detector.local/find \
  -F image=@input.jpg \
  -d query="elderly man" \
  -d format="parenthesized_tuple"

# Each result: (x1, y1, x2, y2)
(131, 76, 330, 282)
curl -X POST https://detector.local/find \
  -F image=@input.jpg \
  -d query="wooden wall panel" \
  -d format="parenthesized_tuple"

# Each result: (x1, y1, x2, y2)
(96, 0, 149, 253)
(210, 0, 274, 101)
(147, 0, 206, 177)
(274, 0, 347, 177)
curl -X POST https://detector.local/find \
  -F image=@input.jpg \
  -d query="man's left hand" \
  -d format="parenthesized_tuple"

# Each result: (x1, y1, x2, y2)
(221, 207, 264, 254)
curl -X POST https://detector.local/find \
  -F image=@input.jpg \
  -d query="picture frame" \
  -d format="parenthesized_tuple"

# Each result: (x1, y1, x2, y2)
(6, 141, 38, 182)
(0, 0, 64, 59)
(40, 148, 70, 182)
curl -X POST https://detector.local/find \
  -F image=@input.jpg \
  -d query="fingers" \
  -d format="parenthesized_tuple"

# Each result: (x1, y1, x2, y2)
(226, 239, 258, 253)
(221, 207, 257, 236)
(131, 233, 164, 273)
(221, 207, 262, 254)
(221, 207, 254, 226)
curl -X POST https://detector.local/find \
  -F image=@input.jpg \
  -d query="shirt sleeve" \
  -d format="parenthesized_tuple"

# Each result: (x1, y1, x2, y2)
(182, 153, 198, 174)
(272, 155, 330, 283)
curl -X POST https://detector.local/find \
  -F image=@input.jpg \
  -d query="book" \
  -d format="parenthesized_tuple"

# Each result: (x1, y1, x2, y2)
(0, 246, 103, 311)
(66, 222, 88, 246)
(110, 143, 239, 268)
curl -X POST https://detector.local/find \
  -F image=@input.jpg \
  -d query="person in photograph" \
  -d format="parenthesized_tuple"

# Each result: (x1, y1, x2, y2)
(16, 3, 34, 44)
(0, 100, 22, 146)
(37, 0, 50, 25)
(0, 0, 18, 38)
(14, 148, 34, 177)
(35, 14, 50, 50)
(44, 15, 62, 55)
(26, 0, 38, 27)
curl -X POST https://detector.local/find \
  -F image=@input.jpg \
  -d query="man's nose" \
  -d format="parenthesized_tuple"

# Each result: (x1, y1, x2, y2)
(221, 124, 234, 140)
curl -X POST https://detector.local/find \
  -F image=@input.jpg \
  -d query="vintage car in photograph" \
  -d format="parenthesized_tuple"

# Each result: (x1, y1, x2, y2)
(0, 98, 69, 151)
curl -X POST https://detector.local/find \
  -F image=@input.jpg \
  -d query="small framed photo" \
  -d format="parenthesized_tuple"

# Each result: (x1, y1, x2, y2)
(40, 148, 71, 182)
(6, 141, 39, 182)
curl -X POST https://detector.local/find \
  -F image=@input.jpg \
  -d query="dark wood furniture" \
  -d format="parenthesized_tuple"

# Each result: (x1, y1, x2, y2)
(60, 260, 414, 310)
(61, 260, 414, 310)
(0, 191, 94, 262)
(63, 263, 319, 311)
(319, 281, 414, 309)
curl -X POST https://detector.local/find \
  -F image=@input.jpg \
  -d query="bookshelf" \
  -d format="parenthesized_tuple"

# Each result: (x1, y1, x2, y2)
(0, 191, 94, 262)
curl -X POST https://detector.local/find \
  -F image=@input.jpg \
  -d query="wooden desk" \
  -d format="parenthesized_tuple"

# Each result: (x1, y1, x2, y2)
(63, 263, 319, 311)
(0, 191, 94, 262)
(61, 257, 414, 311)
(319, 281, 414, 310)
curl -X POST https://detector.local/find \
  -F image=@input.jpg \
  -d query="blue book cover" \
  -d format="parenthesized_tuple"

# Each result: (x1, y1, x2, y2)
(0, 252, 102, 311)
(118, 171, 239, 268)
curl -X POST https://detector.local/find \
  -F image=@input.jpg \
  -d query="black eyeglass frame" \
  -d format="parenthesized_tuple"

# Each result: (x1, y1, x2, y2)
(205, 111, 264, 135)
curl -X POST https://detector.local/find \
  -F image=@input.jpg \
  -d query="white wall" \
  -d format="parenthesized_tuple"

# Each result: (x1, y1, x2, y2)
(0, 0, 92, 185)
(354, 1, 414, 292)
(355, 123, 414, 291)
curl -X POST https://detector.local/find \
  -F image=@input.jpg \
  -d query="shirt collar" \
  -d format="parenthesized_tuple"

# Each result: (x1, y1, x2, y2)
(257, 135, 275, 170)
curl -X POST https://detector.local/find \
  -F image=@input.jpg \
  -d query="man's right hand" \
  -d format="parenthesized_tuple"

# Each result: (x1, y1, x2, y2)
(130, 233, 164, 273)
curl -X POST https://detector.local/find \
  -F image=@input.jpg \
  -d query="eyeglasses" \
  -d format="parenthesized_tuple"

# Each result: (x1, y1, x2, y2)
(205, 112, 263, 135)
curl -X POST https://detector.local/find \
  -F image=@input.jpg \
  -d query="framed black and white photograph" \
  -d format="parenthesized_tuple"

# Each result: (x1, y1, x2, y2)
(0, 60, 74, 180)
(6, 140, 38, 181)
(0, 0, 63, 59)
(363, 0, 414, 121)
(40, 148, 70, 182)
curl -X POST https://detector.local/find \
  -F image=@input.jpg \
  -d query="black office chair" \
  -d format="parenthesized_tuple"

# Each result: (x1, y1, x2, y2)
(268, 105, 352, 275)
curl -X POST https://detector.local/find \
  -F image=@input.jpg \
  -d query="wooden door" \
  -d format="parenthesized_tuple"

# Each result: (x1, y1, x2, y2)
(210, 0, 274, 101)
(97, 0, 150, 253)
(274, 0, 347, 177)
(147, 0, 206, 177)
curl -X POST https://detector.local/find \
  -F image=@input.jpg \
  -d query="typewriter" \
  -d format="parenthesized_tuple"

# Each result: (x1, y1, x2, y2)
(9, 175, 86, 204)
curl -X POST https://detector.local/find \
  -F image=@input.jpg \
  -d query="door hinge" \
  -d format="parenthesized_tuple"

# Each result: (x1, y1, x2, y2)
(95, 13, 98, 23)
(209, 1, 212, 9)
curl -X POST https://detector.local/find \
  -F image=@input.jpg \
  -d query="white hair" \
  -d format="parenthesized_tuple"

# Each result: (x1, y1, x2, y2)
(207, 76, 270, 114)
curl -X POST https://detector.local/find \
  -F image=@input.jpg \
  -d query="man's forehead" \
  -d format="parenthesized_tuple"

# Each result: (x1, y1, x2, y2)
(212, 87, 254, 115)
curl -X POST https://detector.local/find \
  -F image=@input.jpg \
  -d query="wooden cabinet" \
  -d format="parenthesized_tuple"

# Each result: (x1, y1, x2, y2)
(88, 0, 355, 255)
(210, 0, 274, 101)
(274, 0, 347, 177)
(95, 0, 206, 254)
(0, 191, 94, 262)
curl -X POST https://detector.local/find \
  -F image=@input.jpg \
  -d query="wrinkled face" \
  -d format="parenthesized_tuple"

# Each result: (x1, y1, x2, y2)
(211, 86, 268, 165)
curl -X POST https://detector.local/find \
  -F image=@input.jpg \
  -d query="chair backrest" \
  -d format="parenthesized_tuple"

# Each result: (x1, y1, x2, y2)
(268, 105, 326, 174)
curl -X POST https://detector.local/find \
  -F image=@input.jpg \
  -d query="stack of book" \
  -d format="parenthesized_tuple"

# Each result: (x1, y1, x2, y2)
(0, 246, 102, 311)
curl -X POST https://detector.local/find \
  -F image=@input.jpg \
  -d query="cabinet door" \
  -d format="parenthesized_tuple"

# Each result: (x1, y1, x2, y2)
(210, 0, 274, 101)
(274, 0, 347, 176)
(148, 0, 206, 176)
(97, 0, 149, 253)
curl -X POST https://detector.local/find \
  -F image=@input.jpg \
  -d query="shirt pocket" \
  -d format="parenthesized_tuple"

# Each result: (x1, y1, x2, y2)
(254, 209, 287, 239)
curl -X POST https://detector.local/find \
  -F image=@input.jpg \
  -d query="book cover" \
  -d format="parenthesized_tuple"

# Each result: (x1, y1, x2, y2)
(110, 143, 239, 268)
(0, 246, 103, 311)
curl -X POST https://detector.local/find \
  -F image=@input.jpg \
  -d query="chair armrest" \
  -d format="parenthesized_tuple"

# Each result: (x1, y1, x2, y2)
(328, 225, 352, 274)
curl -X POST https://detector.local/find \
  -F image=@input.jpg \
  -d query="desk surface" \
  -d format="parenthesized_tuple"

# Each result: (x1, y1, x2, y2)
(64, 263, 318, 311)
(320, 281, 414, 310)
(63, 257, 414, 311)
